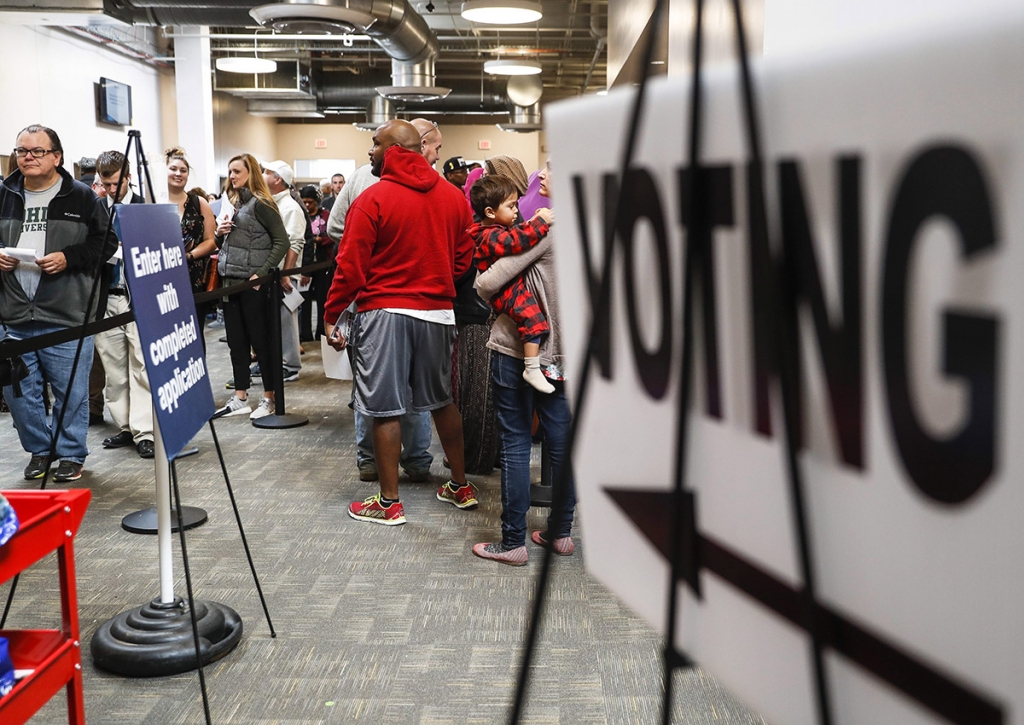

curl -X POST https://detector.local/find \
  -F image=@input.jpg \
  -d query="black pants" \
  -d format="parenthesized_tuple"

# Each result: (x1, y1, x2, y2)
(299, 269, 331, 341)
(223, 286, 277, 392)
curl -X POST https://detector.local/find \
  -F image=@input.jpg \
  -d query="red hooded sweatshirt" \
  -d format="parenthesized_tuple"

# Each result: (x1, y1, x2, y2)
(324, 146, 474, 321)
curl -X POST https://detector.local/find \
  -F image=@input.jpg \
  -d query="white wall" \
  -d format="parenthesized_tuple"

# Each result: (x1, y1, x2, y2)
(275, 121, 543, 185)
(212, 92, 277, 190)
(0, 25, 163, 186)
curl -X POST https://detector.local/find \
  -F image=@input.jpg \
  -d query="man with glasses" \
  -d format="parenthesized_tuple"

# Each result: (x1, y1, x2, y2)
(411, 118, 443, 168)
(0, 124, 112, 482)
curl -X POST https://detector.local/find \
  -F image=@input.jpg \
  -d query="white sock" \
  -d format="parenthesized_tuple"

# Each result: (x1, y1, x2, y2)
(523, 356, 555, 394)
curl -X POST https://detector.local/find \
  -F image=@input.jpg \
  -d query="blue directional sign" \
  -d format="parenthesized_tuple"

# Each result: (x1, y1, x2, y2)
(116, 204, 216, 460)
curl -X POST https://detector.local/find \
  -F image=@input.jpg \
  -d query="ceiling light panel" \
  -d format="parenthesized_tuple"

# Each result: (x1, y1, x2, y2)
(484, 59, 542, 75)
(215, 57, 278, 74)
(462, 1, 543, 25)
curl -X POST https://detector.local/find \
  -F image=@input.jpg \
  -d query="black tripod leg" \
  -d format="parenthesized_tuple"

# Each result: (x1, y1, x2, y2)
(207, 418, 277, 637)
(170, 460, 213, 725)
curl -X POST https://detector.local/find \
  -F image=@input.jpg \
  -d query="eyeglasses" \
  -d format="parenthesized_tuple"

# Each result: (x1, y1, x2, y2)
(419, 121, 439, 139)
(14, 148, 56, 159)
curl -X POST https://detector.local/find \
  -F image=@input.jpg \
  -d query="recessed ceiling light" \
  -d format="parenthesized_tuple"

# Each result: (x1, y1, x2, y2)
(462, 1, 543, 25)
(216, 57, 278, 74)
(484, 59, 542, 76)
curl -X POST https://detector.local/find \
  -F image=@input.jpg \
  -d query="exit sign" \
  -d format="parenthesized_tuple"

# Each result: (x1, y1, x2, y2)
(478, 139, 491, 150)
(314, 138, 328, 149)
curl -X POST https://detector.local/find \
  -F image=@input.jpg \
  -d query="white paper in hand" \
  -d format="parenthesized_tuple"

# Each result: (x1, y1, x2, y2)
(321, 335, 353, 380)
(3, 247, 41, 264)
(282, 284, 304, 312)
(216, 193, 235, 224)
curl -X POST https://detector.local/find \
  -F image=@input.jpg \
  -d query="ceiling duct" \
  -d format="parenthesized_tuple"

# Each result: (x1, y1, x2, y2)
(353, 95, 394, 131)
(317, 71, 505, 115)
(497, 103, 542, 133)
(103, 0, 257, 26)
(250, 0, 449, 102)
(248, 97, 324, 118)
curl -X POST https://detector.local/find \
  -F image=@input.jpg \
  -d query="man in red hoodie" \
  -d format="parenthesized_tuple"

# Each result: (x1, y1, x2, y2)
(325, 119, 475, 526)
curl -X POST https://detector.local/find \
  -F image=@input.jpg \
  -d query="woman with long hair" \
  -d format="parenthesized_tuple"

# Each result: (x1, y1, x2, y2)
(165, 147, 218, 341)
(213, 153, 289, 420)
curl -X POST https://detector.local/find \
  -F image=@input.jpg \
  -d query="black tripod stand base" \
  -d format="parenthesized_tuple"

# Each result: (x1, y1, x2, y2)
(252, 413, 308, 429)
(91, 596, 243, 677)
(121, 506, 208, 534)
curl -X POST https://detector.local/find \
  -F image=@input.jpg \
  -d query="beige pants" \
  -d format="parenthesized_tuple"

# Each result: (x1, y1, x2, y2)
(95, 294, 153, 443)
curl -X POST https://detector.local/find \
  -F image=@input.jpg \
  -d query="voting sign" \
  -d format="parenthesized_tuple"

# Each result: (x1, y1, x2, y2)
(117, 204, 215, 459)
(548, 12, 1022, 725)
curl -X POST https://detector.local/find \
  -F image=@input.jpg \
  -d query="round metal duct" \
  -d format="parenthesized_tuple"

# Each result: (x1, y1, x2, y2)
(251, 1, 447, 102)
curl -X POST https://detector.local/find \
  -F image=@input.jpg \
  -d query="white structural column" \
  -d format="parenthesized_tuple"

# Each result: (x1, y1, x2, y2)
(173, 25, 217, 193)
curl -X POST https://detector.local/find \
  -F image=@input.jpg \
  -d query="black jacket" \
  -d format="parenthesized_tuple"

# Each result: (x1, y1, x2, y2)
(0, 166, 114, 327)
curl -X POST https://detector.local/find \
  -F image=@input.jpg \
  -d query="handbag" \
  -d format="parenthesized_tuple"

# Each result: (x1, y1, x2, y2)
(204, 255, 220, 292)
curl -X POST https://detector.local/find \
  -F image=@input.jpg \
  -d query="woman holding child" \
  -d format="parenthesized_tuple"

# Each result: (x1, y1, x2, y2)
(471, 160, 577, 565)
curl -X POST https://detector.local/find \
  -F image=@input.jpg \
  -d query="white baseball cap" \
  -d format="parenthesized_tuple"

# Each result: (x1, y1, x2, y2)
(261, 159, 294, 188)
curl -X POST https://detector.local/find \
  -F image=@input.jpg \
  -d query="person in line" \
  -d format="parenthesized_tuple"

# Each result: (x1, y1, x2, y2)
(486, 155, 530, 198)
(411, 118, 444, 168)
(214, 153, 289, 420)
(472, 160, 577, 565)
(88, 177, 108, 427)
(261, 160, 306, 383)
(325, 126, 439, 485)
(325, 119, 474, 525)
(94, 150, 155, 459)
(298, 185, 332, 342)
(469, 175, 555, 394)
(77, 157, 96, 189)
(321, 173, 345, 212)
(442, 156, 470, 190)
(0, 124, 112, 482)
(165, 147, 218, 342)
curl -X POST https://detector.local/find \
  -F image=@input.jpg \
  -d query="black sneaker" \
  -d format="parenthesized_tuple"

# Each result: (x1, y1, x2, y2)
(24, 455, 51, 480)
(53, 460, 83, 483)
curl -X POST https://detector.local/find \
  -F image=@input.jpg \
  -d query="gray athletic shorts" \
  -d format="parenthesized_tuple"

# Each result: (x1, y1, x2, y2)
(351, 308, 455, 417)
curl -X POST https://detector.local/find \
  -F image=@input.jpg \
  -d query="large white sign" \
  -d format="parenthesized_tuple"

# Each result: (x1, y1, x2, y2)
(548, 12, 1023, 725)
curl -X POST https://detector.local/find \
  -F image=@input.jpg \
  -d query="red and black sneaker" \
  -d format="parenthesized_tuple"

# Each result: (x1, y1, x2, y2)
(348, 493, 406, 525)
(436, 480, 478, 510)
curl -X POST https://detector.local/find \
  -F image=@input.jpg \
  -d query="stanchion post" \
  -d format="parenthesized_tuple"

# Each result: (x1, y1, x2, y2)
(155, 425, 174, 604)
(252, 267, 308, 429)
(268, 267, 286, 415)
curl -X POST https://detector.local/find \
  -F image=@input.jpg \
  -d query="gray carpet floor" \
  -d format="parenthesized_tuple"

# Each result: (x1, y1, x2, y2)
(0, 321, 767, 724)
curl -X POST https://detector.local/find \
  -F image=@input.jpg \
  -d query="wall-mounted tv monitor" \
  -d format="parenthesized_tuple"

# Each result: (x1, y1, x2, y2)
(98, 77, 132, 126)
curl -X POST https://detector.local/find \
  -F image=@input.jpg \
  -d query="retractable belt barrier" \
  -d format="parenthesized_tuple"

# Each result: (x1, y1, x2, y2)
(0, 258, 333, 359)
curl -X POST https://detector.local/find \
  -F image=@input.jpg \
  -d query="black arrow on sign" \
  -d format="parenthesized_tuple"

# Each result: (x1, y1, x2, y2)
(605, 487, 1005, 725)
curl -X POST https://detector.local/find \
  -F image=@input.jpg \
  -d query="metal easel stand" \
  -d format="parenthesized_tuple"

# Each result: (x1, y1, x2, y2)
(91, 423, 242, 679)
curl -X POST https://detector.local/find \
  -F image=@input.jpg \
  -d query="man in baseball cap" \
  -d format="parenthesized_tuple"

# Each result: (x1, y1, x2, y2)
(442, 156, 470, 190)
(261, 159, 294, 189)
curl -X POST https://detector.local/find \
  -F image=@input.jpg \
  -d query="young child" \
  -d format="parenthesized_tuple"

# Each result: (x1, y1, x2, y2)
(469, 175, 555, 394)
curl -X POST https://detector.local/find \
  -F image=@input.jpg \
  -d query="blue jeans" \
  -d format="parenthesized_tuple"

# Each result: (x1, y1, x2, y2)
(354, 408, 434, 474)
(491, 352, 576, 548)
(4, 322, 93, 464)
